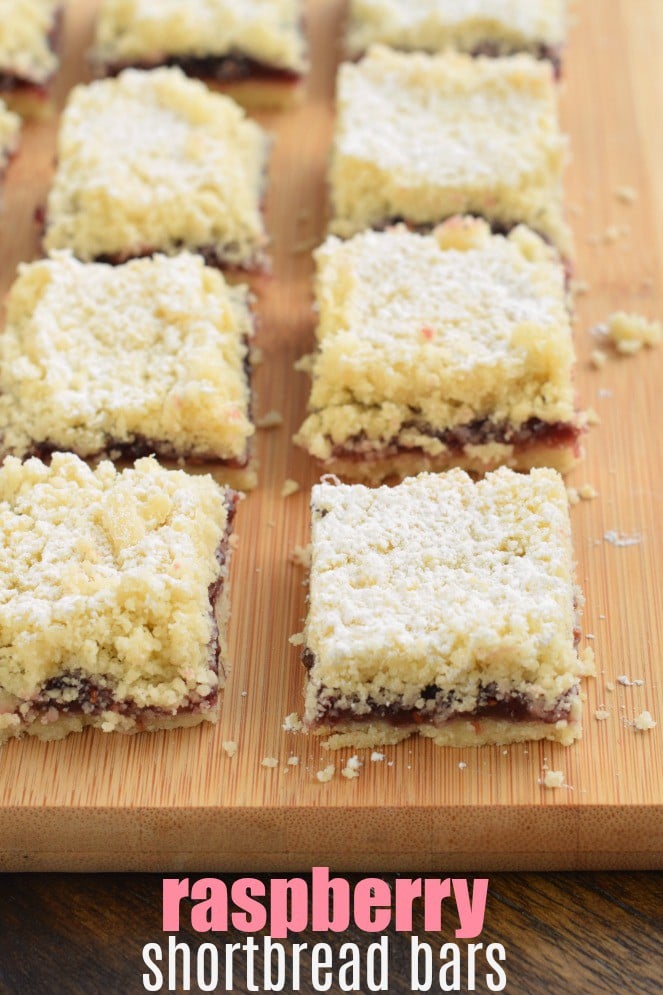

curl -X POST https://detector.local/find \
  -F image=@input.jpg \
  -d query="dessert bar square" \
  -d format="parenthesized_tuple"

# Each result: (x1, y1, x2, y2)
(346, 0, 566, 73)
(0, 252, 256, 489)
(329, 46, 571, 257)
(91, 0, 308, 82)
(302, 468, 593, 750)
(0, 0, 63, 115)
(295, 219, 582, 482)
(43, 67, 270, 269)
(0, 454, 238, 744)
(0, 98, 20, 187)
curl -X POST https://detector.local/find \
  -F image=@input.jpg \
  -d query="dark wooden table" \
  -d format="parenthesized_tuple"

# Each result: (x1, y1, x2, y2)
(0, 872, 660, 994)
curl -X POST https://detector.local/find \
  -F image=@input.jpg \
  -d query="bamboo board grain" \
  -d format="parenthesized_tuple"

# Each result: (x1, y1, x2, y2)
(0, 0, 662, 873)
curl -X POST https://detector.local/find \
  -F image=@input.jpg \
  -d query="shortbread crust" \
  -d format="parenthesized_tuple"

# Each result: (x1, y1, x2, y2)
(0, 454, 238, 744)
(0, 0, 62, 113)
(0, 252, 255, 483)
(302, 468, 592, 749)
(346, 0, 566, 71)
(329, 46, 571, 257)
(91, 0, 307, 80)
(295, 219, 582, 482)
(43, 67, 270, 269)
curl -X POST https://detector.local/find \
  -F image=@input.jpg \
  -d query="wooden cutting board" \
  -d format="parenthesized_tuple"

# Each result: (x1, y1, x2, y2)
(0, 0, 662, 873)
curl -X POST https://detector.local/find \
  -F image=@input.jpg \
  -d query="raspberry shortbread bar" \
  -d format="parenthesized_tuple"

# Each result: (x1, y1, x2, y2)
(0, 252, 256, 489)
(43, 67, 270, 269)
(91, 0, 307, 84)
(296, 219, 583, 482)
(0, 454, 238, 744)
(302, 468, 593, 750)
(0, 0, 63, 115)
(329, 46, 571, 257)
(346, 0, 566, 73)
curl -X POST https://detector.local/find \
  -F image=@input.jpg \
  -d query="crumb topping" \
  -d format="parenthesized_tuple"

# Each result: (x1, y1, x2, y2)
(0, 252, 254, 461)
(304, 469, 584, 717)
(92, 0, 307, 74)
(296, 221, 576, 459)
(346, 0, 565, 57)
(0, 0, 61, 84)
(0, 454, 233, 710)
(330, 46, 570, 254)
(44, 67, 269, 267)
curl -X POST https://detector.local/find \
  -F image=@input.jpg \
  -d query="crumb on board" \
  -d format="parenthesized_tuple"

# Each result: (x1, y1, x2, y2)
(604, 530, 643, 547)
(634, 710, 656, 731)
(250, 346, 264, 367)
(341, 763, 361, 779)
(606, 682, 616, 692)
(371, 751, 386, 762)
(281, 478, 301, 498)
(256, 410, 284, 429)
(289, 543, 312, 567)
(261, 757, 279, 768)
(594, 708, 611, 721)
(617, 675, 645, 687)
(579, 483, 598, 500)
(580, 646, 596, 675)
(346, 754, 362, 770)
(566, 487, 579, 506)
(458, 761, 467, 770)
(316, 764, 335, 783)
(615, 185, 637, 204)
(222, 740, 238, 757)
(590, 349, 607, 369)
(585, 407, 601, 426)
(607, 312, 662, 354)
(541, 770, 565, 789)
(289, 631, 304, 646)
(288, 756, 300, 766)
(283, 712, 304, 733)
(570, 278, 590, 296)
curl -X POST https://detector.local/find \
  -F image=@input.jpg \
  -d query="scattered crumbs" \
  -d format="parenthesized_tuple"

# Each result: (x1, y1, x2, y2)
(256, 410, 284, 429)
(283, 712, 304, 733)
(287, 756, 300, 766)
(617, 675, 645, 687)
(316, 764, 335, 783)
(585, 633, 595, 640)
(598, 387, 613, 398)
(289, 631, 304, 646)
(578, 483, 598, 501)
(585, 407, 601, 426)
(387, 760, 394, 767)
(541, 760, 550, 771)
(255, 567, 262, 574)
(566, 486, 579, 506)
(604, 530, 643, 547)
(606, 682, 615, 692)
(250, 346, 264, 367)
(346, 754, 362, 770)
(341, 765, 360, 779)
(371, 751, 385, 762)
(594, 707, 610, 721)
(261, 757, 279, 769)
(599, 614, 607, 620)
(241, 690, 248, 697)
(590, 349, 607, 369)
(222, 740, 238, 757)
(606, 312, 662, 354)
(502, 749, 508, 756)
(570, 278, 590, 296)
(634, 710, 656, 731)
(458, 761, 467, 770)
(281, 478, 301, 498)
(615, 185, 637, 204)
(289, 543, 312, 567)
(542, 770, 565, 789)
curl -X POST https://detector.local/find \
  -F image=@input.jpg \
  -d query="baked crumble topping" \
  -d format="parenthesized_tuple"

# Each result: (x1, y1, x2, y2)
(0, 454, 237, 743)
(295, 219, 581, 479)
(0, 252, 254, 466)
(302, 468, 592, 748)
(329, 46, 571, 256)
(43, 67, 269, 269)
(346, 0, 566, 65)
(91, 0, 307, 77)
(0, 0, 61, 87)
